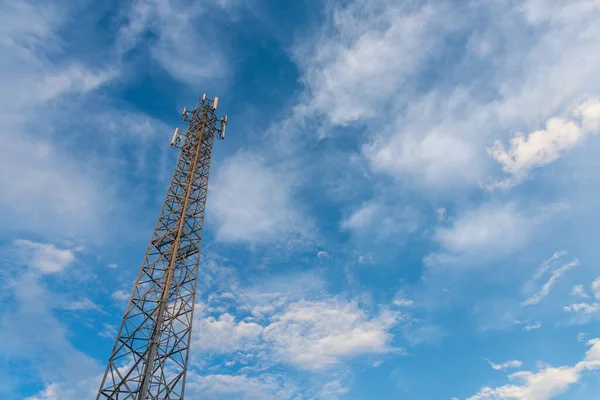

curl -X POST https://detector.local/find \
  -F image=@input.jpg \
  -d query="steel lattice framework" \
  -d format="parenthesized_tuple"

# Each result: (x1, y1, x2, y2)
(97, 95, 228, 399)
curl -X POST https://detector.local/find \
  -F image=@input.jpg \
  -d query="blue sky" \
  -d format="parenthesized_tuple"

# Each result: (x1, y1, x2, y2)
(1, 0, 600, 399)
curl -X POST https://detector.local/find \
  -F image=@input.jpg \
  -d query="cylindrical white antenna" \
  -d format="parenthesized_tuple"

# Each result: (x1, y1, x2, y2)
(170, 128, 180, 146)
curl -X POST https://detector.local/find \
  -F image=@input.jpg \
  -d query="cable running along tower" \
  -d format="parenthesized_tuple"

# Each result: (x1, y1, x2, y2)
(97, 95, 228, 399)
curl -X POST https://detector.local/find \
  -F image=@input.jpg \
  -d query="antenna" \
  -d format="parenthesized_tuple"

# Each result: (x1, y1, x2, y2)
(220, 114, 228, 140)
(170, 127, 181, 147)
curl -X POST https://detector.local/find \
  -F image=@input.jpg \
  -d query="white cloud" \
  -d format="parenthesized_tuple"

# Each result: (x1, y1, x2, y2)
(209, 152, 309, 243)
(117, 0, 231, 84)
(14, 240, 75, 274)
(0, 1, 121, 237)
(522, 259, 579, 306)
(563, 276, 600, 317)
(192, 295, 402, 372)
(436, 208, 447, 221)
(564, 303, 600, 314)
(111, 290, 130, 303)
(61, 298, 102, 312)
(0, 133, 109, 235)
(365, 119, 483, 187)
(290, 1, 600, 189)
(488, 97, 600, 188)
(25, 378, 99, 400)
(533, 251, 567, 279)
(186, 373, 297, 400)
(264, 300, 400, 370)
(466, 338, 600, 400)
(317, 251, 329, 258)
(341, 203, 378, 230)
(571, 284, 589, 298)
(0, 272, 101, 398)
(316, 380, 350, 399)
(293, 2, 457, 126)
(523, 322, 542, 332)
(107, 263, 118, 269)
(192, 313, 263, 353)
(434, 203, 528, 254)
(341, 199, 420, 240)
(98, 324, 117, 339)
(592, 277, 600, 297)
(393, 299, 414, 308)
(485, 359, 524, 371)
(426, 202, 557, 266)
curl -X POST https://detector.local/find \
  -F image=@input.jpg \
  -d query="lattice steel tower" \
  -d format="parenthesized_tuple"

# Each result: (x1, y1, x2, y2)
(97, 95, 228, 399)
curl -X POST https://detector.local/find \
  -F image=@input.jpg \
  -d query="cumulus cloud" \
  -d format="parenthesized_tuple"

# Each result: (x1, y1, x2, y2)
(192, 295, 402, 371)
(209, 152, 309, 243)
(192, 313, 263, 353)
(466, 338, 600, 400)
(14, 240, 75, 274)
(264, 300, 399, 370)
(488, 97, 600, 188)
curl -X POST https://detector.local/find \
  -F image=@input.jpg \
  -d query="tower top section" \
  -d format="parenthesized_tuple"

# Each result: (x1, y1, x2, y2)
(171, 93, 228, 149)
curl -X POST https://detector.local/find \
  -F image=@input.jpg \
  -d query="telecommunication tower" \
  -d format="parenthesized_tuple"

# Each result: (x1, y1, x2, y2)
(97, 95, 228, 399)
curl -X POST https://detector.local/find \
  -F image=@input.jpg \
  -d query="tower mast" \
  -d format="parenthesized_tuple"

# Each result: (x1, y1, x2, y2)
(97, 95, 228, 399)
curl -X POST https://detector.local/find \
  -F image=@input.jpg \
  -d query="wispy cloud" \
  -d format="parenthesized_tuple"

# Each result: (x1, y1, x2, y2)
(116, 0, 236, 84)
(522, 258, 579, 306)
(426, 202, 562, 267)
(484, 359, 523, 371)
(523, 322, 542, 332)
(209, 151, 313, 244)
